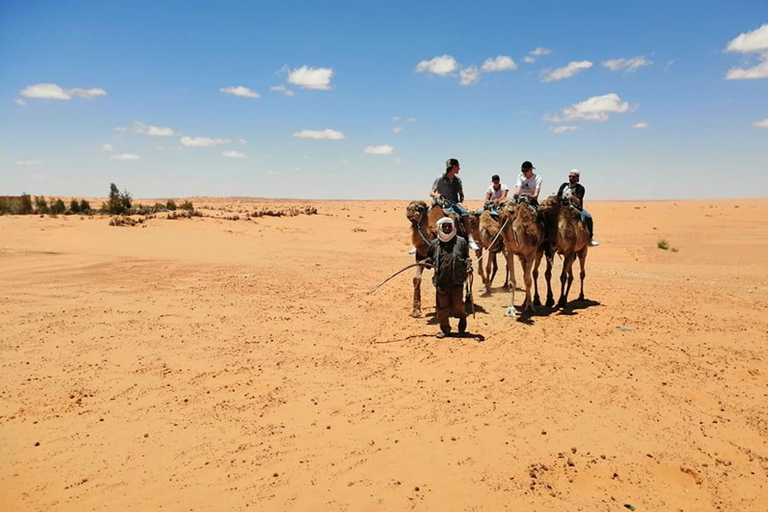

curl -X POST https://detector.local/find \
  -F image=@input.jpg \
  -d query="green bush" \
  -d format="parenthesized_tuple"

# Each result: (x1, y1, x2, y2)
(179, 200, 194, 211)
(19, 194, 33, 214)
(79, 199, 91, 214)
(70, 199, 81, 213)
(51, 198, 66, 215)
(166, 199, 177, 211)
(657, 239, 669, 250)
(35, 196, 49, 214)
(106, 183, 132, 214)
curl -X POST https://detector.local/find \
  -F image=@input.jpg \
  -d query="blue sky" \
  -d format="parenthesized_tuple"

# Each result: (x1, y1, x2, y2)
(1, 0, 767, 200)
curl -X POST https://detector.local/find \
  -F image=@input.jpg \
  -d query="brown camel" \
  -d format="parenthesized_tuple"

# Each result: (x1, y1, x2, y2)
(467, 210, 514, 293)
(405, 200, 462, 317)
(539, 195, 590, 308)
(497, 198, 550, 317)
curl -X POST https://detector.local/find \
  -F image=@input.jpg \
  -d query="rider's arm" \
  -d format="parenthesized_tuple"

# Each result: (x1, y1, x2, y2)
(501, 186, 509, 199)
(485, 191, 492, 201)
(531, 187, 541, 201)
(571, 185, 585, 206)
(513, 175, 523, 198)
(429, 189, 440, 199)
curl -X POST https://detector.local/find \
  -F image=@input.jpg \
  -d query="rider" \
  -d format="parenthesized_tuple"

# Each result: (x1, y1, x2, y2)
(426, 217, 471, 338)
(430, 158, 479, 251)
(512, 161, 542, 207)
(485, 174, 510, 203)
(557, 169, 599, 246)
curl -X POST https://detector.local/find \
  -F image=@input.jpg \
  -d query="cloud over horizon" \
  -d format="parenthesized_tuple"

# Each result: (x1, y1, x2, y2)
(603, 56, 653, 72)
(725, 24, 768, 80)
(550, 125, 581, 134)
(292, 129, 346, 140)
(753, 118, 768, 128)
(115, 121, 176, 137)
(20, 83, 107, 100)
(287, 66, 334, 90)
(415, 55, 458, 76)
(541, 61, 593, 82)
(364, 145, 394, 155)
(632, 122, 649, 129)
(220, 86, 260, 98)
(222, 150, 246, 158)
(460, 66, 480, 86)
(545, 93, 632, 122)
(481, 55, 517, 72)
(180, 136, 232, 147)
(111, 153, 140, 160)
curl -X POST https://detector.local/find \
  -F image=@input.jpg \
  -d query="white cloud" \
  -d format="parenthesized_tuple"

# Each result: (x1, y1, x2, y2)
(392, 127, 403, 134)
(481, 55, 517, 72)
(222, 150, 246, 158)
(292, 129, 346, 140)
(102, 144, 115, 152)
(541, 61, 593, 82)
(15, 98, 27, 106)
(460, 66, 480, 86)
(20, 83, 106, 100)
(111, 154, 140, 160)
(270, 84, 295, 96)
(115, 121, 176, 137)
(550, 126, 581, 134)
(523, 56, 535, 64)
(753, 118, 768, 128)
(725, 24, 768, 80)
(726, 23, 768, 53)
(530, 47, 552, 56)
(180, 136, 232, 147)
(16, 160, 42, 165)
(287, 66, 333, 90)
(391, 116, 400, 121)
(725, 58, 768, 80)
(545, 93, 632, 122)
(415, 55, 458, 76)
(602, 56, 653, 72)
(632, 122, 649, 129)
(364, 145, 394, 155)
(220, 86, 260, 98)
(407, 117, 417, 122)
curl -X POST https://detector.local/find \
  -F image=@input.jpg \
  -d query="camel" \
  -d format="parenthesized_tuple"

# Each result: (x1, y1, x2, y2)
(538, 195, 590, 308)
(405, 200, 462, 317)
(497, 198, 550, 317)
(467, 209, 514, 293)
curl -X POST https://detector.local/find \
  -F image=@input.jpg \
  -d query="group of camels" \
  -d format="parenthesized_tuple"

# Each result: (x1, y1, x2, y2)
(406, 196, 590, 319)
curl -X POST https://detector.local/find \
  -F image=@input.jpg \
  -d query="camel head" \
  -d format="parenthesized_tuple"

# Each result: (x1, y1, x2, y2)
(496, 198, 516, 223)
(406, 200, 429, 224)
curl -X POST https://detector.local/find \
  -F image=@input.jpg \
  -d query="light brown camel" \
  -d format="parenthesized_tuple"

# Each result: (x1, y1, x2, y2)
(497, 198, 550, 317)
(539, 195, 590, 309)
(468, 210, 514, 293)
(405, 200, 462, 317)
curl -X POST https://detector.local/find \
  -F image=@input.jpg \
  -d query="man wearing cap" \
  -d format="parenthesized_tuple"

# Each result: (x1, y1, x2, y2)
(425, 217, 471, 338)
(429, 158, 480, 250)
(557, 169, 600, 246)
(485, 174, 509, 203)
(513, 161, 542, 207)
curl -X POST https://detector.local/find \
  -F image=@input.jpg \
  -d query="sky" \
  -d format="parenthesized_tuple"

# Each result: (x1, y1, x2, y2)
(1, 0, 767, 200)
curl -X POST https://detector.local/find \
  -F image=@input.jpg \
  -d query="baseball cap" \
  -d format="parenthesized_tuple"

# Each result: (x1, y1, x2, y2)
(521, 161, 535, 171)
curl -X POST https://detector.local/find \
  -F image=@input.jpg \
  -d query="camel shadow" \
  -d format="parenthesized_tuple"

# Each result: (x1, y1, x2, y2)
(556, 298, 602, 315)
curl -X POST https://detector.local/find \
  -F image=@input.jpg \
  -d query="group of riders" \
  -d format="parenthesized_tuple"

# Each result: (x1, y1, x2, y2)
(420, 158, 599, 338)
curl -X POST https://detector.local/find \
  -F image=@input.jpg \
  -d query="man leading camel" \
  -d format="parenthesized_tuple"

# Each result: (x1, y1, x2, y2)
(430, 158, 480, 251)
(557, 169, 600, 247)
(425, 217, 471, 338)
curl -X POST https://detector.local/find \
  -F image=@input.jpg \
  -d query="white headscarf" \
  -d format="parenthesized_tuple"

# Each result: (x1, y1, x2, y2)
(436, 217, 456, 242)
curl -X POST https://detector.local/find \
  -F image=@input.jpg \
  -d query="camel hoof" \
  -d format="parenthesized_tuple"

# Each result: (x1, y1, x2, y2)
(557, 299, 567, 309)
(504, 307, 517, 318)
(411, 309, 422, 318)
(578, 294, 585, 301)
(533, 297, 542, 307)
(545, 298, 555, 308)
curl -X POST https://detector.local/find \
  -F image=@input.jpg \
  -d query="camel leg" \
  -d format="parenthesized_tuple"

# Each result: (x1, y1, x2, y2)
(522, 255, 536, 315)
(544, 254, 555, 308)
(558, 254, 575, 309)
(532, 250, 543, 307)
(504, 255, 519, 317)
(577, 249, 587, 301)
(412, 265, 424, 317)
(487, 251, 498, 291)
(505, 251, 515, 290)
(476, 248, 488, 289)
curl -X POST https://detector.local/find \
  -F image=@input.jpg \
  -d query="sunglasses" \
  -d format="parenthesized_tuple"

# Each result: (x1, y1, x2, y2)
(569, 175, 578, 179)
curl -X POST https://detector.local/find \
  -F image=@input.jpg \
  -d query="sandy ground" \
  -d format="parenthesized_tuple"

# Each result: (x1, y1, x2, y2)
(1, 198, 767, 512)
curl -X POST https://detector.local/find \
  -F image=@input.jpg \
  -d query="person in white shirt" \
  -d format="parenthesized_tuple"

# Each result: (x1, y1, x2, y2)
(513, 161, 542, 206)
(485, 174, 509, 203)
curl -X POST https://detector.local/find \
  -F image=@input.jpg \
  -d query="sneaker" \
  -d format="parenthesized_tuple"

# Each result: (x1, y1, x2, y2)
(468, 238, 480, 251)
(408, 247, 417, 255)
(458, 317, 467, 333)
(589, 239, 600, 247)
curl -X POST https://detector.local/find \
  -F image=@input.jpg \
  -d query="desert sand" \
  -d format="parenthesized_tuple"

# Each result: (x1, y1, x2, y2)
(1, 198, 767, 511)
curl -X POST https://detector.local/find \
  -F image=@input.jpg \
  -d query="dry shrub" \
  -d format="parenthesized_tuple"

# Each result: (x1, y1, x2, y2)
(251, 205, 318, 218)
(109, 216, 144, 227)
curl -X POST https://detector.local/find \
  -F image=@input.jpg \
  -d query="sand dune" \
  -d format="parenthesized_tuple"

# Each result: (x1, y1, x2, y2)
(1, 198, 767, 511)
